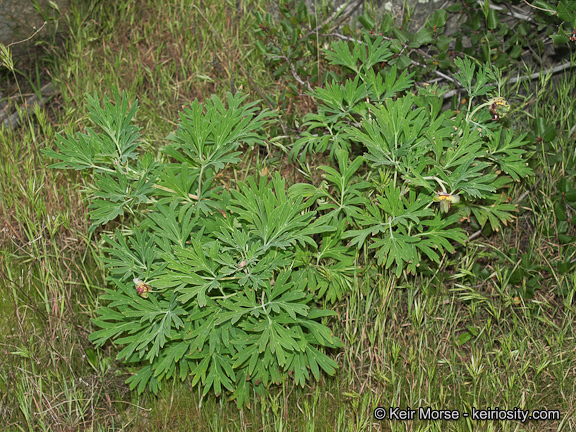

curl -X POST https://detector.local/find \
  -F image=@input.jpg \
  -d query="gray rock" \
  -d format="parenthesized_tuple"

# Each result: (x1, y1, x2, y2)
(0, 0, 69, 62)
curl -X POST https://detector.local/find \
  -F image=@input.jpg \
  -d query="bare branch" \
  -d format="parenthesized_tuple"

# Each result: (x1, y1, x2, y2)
(7, 22, 47, 47)
(477, 1, 534, 22)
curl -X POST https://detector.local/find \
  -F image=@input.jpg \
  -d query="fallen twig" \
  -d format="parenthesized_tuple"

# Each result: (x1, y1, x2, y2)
(6, 21, 47, 47)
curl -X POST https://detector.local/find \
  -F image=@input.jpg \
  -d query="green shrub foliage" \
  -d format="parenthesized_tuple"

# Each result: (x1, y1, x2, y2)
(290, 36, 533, 275)
(44, 24, 534, 407)
(44, 90, 342, 408)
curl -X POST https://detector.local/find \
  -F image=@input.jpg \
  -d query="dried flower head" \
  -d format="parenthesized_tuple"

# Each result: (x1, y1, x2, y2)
(133, 278, 152, 298)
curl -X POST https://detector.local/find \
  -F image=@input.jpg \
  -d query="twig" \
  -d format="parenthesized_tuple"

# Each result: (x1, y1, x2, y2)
(521, 0, 556, 14)
(516, 190, 531, 204)
(271, 1, 363, 94)
(323, 32, 362, 44)
(322, 0, 364, 31)
(477, 1, 534, 22)
(289, 62, 313, 92)
(300, 0, 363, 43)
(7, 22, 47, 47)
(266, 36, 314, 93)
(467, 230, 482, 241)
(412, 59, 460, 87)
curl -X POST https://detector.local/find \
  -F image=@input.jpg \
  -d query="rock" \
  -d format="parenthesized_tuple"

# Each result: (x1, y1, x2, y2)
(0, 0, 69, 63)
